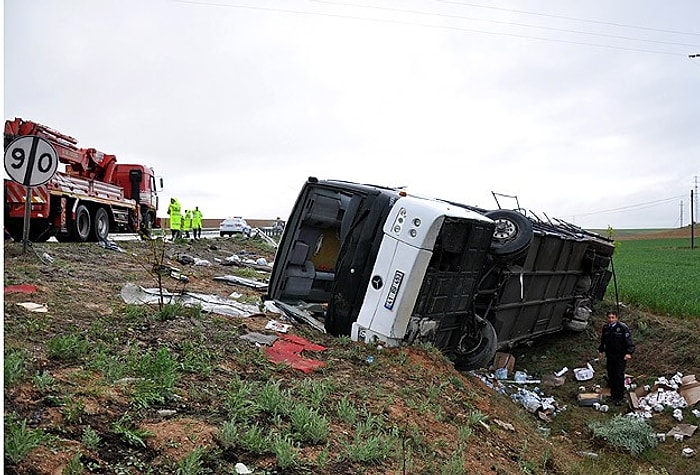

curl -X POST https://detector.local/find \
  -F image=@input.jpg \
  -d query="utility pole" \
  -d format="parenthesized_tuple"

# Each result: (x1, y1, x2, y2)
(692, 190, 695, 250)
(695, 175, 698, 226)
(680, 200, 684, 228)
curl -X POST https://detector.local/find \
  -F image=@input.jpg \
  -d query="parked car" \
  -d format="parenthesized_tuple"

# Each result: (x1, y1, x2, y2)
(265, 177, 615, 370)
(219, 217, 251, 237)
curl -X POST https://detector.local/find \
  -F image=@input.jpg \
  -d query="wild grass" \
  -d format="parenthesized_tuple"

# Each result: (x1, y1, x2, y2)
(4, 349, 27, 386)
(4, 414, 53, 464)
(611, 239, 699, 318)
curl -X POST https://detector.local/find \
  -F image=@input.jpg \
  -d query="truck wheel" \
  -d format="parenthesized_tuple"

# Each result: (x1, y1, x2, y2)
(485, 210, 533, 259)
(143, 211, 155, 230)
(74, 205, 91, 242)
(453, 317, 498, 370)
(92, 208, 110, 241)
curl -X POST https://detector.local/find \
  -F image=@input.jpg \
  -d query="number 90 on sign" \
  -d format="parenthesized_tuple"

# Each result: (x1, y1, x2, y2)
(4, 136, 59, 187)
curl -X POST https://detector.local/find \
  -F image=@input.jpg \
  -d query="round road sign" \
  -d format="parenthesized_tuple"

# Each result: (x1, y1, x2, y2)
(4, 135, 59, 187)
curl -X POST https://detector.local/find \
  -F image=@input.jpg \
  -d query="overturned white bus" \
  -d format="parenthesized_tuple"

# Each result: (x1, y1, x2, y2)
(265, 178, 615, 369)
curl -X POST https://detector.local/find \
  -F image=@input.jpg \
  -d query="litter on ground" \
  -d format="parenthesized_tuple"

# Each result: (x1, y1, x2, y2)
(16, 302, 48, 312)
(264, 334, 327, 373)
(120, 283, 260, 317)
(213, 275, 268, 290)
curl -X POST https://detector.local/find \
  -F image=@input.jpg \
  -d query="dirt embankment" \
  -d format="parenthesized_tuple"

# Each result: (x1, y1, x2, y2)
(3, 235, 699, 474)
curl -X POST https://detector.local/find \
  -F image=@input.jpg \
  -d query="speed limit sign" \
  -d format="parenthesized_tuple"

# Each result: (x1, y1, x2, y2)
(4, 136, 59, 186)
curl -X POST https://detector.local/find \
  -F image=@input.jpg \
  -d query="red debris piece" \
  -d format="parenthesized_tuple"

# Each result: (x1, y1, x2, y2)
(4, 284, 38, 294)
(265, 334, 327, 373)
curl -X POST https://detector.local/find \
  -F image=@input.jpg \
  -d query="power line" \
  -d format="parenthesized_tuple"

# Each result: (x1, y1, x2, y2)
(171, 0, 691, 56)
(571, 195, 684, 217)
(312, 0, 700, 48)
(435, 0, 700, 37)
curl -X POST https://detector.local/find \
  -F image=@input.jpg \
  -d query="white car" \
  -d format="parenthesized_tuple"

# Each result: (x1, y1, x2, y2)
(219, 217, 251, 237)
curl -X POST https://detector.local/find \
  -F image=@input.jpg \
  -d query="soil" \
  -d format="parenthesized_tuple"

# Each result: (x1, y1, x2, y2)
(3, 234, 699, 474)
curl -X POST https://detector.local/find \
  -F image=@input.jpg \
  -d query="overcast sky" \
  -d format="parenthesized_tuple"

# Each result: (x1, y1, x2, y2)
(4, 0, 699, 229)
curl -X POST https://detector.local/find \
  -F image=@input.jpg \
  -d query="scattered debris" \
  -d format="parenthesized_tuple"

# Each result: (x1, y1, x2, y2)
(98, 239, 125, 253)
(573, 363, 595, 381)
(193, 258, 211, 266)
(576, 451, 599, 459)
(239, 332, 279, 346)
(666, 424, 697, 441)
(629, 373, 692, 419)
(16, 302, 48, 313)
(175, 253, 195, 265)
(273, 300, 327, 333)
(234, 462, 253, 474)
(265, 320, 290, 333)
(682, 447, 696, 458)
(541, 374, 566, 387)
(219, 254, 273, 272)
(120, 283, 260, 317)
(265, 334, 327, 373)
(213, 275, 268, 290)
(554, 366, 569, 377)
(490, 352, 516, 379)
(152, 264, 189, 283)
(578, 392, 603, 407)
(494, 419, 515, 432)
(4, 284, 37, 294)
(679, 374, 700, 406)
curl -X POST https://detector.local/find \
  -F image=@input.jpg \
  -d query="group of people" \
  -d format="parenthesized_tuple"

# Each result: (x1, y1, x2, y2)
(167, 197, 203, 240)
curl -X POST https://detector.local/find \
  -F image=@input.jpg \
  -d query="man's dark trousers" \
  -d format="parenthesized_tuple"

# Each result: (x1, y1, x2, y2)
(607, 356, 626, 400)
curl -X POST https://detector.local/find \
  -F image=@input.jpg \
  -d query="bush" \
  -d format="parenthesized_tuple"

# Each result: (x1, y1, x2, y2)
(588, 415, 657, 455)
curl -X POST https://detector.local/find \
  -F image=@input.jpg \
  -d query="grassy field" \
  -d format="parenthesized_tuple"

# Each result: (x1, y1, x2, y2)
(610, 238, 700, 318)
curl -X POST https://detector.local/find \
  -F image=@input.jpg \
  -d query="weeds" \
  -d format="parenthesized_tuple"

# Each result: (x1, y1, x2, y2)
(48, 333, 90, 361)
(239, 424, 268, 454)
(290, 405, 330, 444)
(128, 346, 179, 407)
(224, 376, 260, 422)
(257, 379, 291, 416)
(5, 349, 27, 386)
(176, 447, 205, 475)
(272, 433, 299, 469)
(63, 452, 84, 475)
(61, 397, 86, 423)
(179, 340, 215, 376)
(295, 377, 334, 408)
(32, 370, 56, 393)
(111, 414, 153, 448)
(82, 426, 101, 449)
(217, 420, 239, 449)
(442, 452, 466, 475)
(4, 415, 52, 464)
(337, 395, 358, 425)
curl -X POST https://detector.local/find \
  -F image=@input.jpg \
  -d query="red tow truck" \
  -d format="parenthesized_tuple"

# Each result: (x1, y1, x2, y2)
(4, 117, 162, 242)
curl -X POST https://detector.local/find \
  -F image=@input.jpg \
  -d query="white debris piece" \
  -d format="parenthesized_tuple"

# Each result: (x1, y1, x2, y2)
(639, 388, 687, 411)
(265, 320, 290, 333)
(234, 462, 253, 474)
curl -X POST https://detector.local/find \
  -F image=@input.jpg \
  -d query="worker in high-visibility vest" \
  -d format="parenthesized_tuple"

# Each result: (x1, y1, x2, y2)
(168, 197, 182, 240)
(192, 206, 203, 239)
(183, 209, 192, 238)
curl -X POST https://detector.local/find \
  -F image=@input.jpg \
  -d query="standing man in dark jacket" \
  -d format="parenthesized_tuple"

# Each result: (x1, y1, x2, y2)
(598, 310, 635, 405)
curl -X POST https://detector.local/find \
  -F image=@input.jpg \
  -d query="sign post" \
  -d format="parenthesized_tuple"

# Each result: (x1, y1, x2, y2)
(4, 135, 58, 253)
